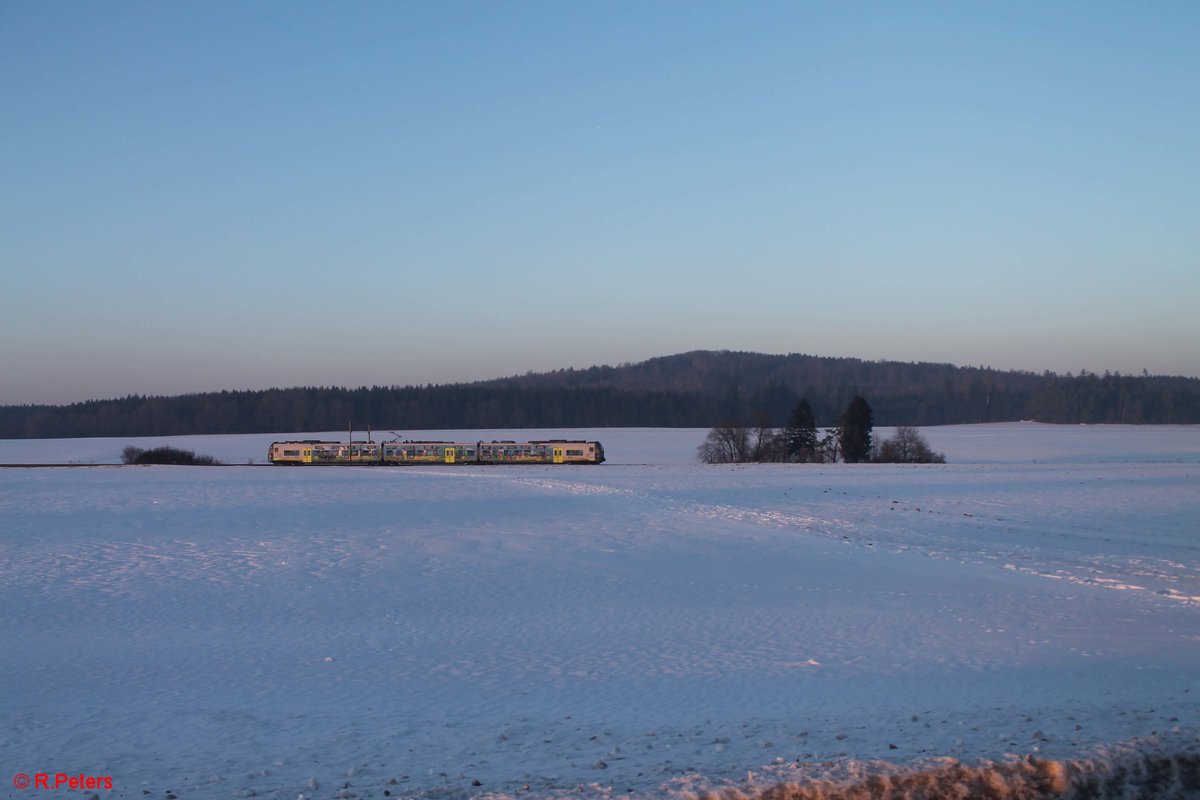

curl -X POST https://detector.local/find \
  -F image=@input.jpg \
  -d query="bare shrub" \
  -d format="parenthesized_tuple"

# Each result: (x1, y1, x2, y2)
(875, 426, 945, 464)
(123, 446, 221, 466)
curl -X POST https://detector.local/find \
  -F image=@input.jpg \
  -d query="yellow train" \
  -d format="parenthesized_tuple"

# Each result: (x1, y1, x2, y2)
(268, 439, 605, 465)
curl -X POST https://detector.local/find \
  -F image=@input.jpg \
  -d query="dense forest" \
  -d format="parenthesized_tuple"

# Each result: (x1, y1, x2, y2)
(2, 350, 1198, 439)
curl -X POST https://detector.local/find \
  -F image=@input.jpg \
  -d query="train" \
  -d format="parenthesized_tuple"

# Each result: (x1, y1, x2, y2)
(268, 438, 605, 465)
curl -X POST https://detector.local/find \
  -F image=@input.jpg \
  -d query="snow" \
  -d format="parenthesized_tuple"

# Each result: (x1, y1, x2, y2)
(2, 424, 1198, 799)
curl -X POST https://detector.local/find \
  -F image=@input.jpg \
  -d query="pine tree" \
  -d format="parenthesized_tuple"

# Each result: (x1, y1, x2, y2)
(838, 396, 874, 463)
(783, 399, 818, 462)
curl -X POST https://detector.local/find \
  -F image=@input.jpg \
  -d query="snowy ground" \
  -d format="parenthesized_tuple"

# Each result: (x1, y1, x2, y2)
(2, 424, 1198, 799)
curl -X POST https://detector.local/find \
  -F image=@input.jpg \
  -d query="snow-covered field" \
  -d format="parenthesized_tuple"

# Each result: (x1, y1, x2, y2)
(2, 424, 1198, 799)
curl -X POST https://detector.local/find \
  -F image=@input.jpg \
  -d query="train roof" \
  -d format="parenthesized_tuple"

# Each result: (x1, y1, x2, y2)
(271, 440, 342, 445)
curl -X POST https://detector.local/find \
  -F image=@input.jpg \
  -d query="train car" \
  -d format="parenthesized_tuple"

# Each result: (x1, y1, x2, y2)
(268, 440, 382, 464)
(380, 441, 465, 464)
(268, 438, 604, 465)
(474, 440, 604, 465)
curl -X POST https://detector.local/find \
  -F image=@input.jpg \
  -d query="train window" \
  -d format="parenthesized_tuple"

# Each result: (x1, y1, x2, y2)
(283, 449, 300, 457)
(567, 449, 583, 456)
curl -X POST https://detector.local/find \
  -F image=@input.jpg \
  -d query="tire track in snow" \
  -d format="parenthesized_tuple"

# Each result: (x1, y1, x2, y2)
(454, 471, 1200, 609)
(455, 471, 859, 539)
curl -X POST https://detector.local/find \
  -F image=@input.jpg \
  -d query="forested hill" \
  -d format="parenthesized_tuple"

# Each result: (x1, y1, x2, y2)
(478, 351, 1200, 427)
(2, 350, 1199, 439)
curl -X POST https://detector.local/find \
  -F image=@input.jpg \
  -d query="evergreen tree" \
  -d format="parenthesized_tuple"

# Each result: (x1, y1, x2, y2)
(839, 395, 874, 463)
(783, 399, 819, 462)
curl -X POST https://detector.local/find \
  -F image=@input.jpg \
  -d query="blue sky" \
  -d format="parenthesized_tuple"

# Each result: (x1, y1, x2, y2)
(3, 1, 1198, 405)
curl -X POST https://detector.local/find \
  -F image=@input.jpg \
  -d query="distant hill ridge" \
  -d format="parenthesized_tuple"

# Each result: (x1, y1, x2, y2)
(2, 350, 1198, 439)
(483, 350, 1021, 393)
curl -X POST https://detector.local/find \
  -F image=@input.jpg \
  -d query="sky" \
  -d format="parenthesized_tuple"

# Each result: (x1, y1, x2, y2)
(2, 1, 1198, 405)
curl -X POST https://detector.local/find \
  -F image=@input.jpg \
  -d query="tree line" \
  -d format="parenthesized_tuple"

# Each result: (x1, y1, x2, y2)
(0, 385, 711, 439)
(2, 351, 1198, 439)
(697, 396, 945, 464)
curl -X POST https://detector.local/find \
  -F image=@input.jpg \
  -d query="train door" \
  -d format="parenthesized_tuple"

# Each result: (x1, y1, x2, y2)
(445, 447, 456, 464)
(303, 448, 312, 464)
(553, 447, 564, 464)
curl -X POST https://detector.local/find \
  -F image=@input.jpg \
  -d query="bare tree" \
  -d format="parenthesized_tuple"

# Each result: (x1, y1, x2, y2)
(750, 412, 783, 462)
(697, 424, 752, 464)
(817, 428, 841, 463)
(876, 426, 946, 463)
